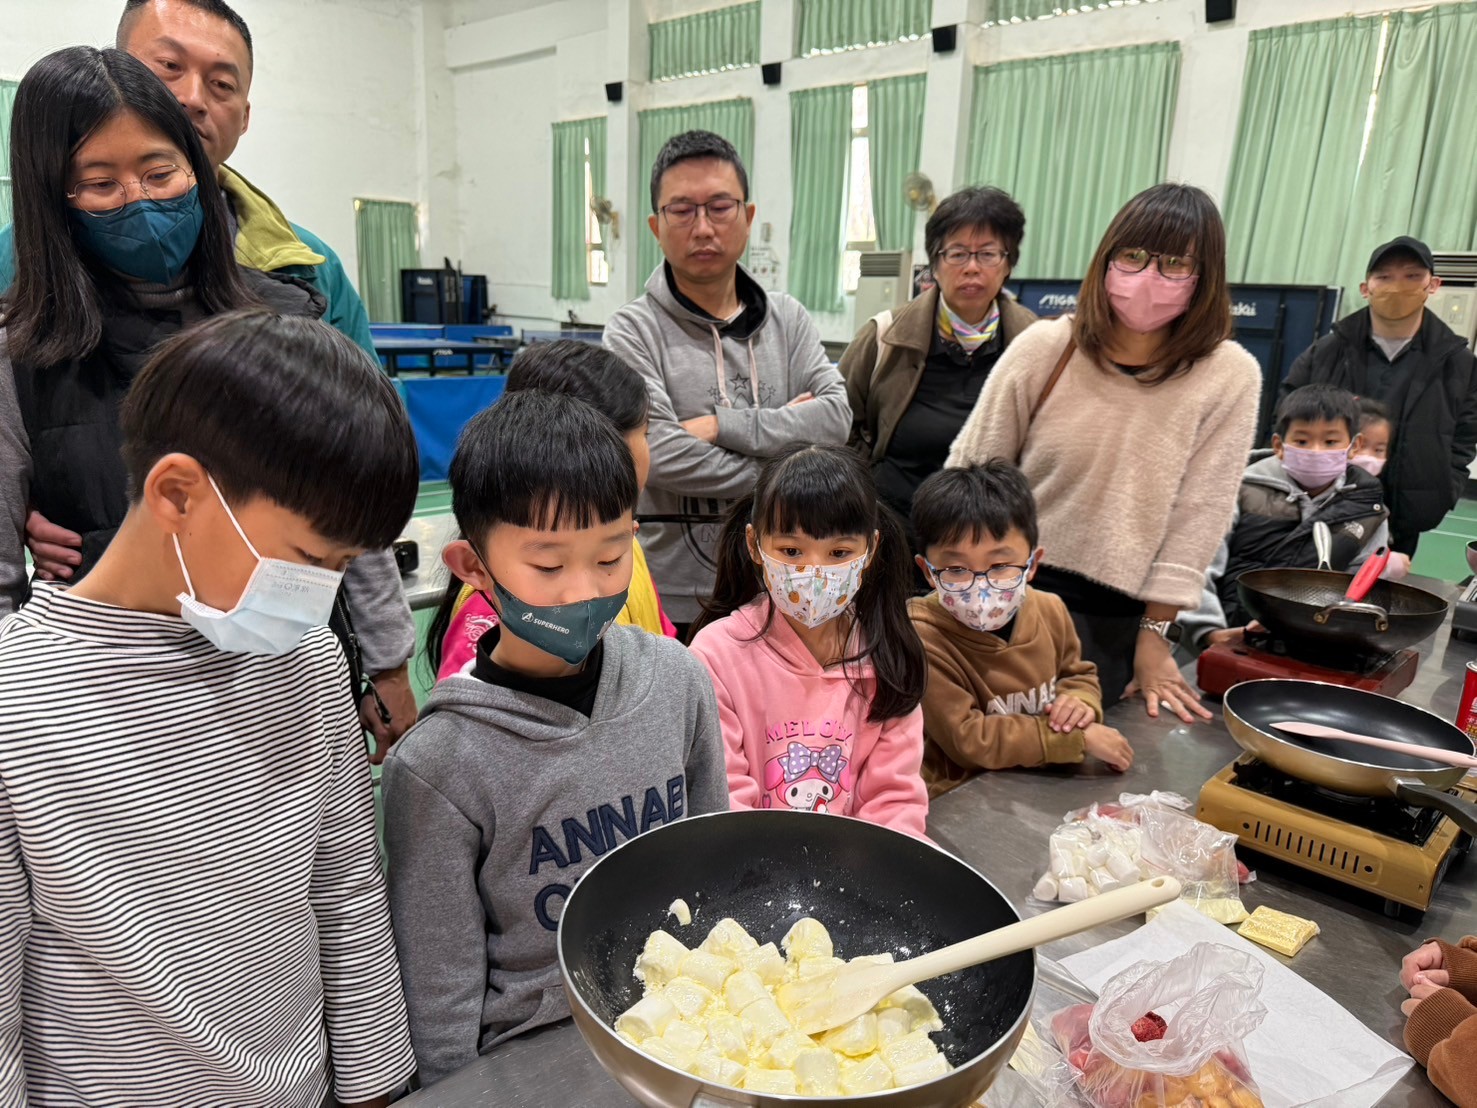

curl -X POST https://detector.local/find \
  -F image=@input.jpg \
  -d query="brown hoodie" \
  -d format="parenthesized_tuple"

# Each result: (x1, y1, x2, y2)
(908, 589, 1101, 796)
(1405, 936, 1477, 1107)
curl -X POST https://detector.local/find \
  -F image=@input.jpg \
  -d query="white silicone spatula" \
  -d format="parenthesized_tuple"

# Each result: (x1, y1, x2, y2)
(790, 876, 1182, 1036)
(1271, 720, 1477, 769)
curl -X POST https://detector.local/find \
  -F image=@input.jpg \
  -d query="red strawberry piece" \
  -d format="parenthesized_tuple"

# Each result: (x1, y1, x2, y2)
(1131, 1011, 1167, 1042)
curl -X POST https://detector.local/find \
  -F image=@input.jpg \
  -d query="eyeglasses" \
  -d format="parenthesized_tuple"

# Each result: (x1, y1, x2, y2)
(937, 246, 1008, 270)
(658, 198, 744, 228)
(1110, 247, 1198, 281)
(926, 557, 1035, 593)
(66, 164, 195, 216)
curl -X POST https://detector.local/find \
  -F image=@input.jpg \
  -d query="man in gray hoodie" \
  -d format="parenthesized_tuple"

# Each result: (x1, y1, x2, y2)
(604, 131, 850, 632)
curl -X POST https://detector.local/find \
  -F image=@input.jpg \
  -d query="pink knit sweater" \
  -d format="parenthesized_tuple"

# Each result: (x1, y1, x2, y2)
(947, 316, 1261, 610)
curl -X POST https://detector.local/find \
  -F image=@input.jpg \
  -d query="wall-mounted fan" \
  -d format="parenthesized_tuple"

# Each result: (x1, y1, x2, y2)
(903, 172, 937, 214)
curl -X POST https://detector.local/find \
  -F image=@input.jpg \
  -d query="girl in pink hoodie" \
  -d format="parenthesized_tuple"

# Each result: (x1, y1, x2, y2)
(689, 445, 930, 838)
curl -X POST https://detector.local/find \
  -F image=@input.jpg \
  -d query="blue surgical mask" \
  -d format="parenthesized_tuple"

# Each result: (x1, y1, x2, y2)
(488, 579, 627, 666)
(175, 474, 343, 657)
(69, 186, 205, 286)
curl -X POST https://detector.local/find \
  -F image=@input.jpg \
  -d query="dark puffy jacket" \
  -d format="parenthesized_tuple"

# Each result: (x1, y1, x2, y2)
(11, 269, 325, 578)
(1281, 308, 1477, 553)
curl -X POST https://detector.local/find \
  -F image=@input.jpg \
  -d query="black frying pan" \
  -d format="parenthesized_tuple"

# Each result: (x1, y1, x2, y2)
(557, 810, 1035, 1107)
(1222, 679, 1477, 835)
(1235, 568, 1448, 657)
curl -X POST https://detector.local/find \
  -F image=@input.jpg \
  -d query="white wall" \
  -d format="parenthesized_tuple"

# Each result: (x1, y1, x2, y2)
(0, 0, 429, 290)
(445, 0, 1470, 345)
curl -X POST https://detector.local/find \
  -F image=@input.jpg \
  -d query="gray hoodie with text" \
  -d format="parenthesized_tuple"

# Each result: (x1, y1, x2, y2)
(381, 624, 728, 1086)
(603, 264, 850, 622)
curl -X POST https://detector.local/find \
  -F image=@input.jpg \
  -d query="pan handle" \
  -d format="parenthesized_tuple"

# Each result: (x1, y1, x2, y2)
(1392, 779, 1477, 837)
(1313, 600, 1390, 632)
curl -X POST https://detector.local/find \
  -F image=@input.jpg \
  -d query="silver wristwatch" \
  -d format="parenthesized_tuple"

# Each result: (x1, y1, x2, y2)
(1139, 616, 1183, 644)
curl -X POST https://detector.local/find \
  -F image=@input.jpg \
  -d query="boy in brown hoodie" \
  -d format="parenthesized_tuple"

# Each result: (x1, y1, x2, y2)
(908, 462, 1133, 797)
(1401, 936, 1477, 1106)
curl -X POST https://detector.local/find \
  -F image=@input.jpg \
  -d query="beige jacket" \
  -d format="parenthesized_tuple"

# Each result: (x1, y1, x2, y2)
(839, 287, 1038, 463)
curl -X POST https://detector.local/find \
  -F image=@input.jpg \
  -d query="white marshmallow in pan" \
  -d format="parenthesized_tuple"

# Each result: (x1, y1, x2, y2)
(1033, 873, 1059, 901)
(1085, 841, 1110, 868)
(1089, 867, 1123, 894)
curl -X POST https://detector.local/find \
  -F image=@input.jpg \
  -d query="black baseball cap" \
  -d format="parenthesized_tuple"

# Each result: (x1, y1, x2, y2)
(1366, 236, 1435, 275)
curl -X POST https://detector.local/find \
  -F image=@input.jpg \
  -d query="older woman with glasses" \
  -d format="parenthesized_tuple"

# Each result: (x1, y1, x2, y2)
(0, 46, 325, 614)
(948, 184, 1261, 721)
(840, 187, 1038, 548)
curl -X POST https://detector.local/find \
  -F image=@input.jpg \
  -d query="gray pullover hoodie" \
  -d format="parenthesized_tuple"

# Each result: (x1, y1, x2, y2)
(603, 264, 850, 623)
(382, 623, 728, 1086)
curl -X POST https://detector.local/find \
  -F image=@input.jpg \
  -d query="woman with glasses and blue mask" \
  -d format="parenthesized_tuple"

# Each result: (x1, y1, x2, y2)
(839, 187, 1038, 565)
(948, 184, 1261, 723)
(0, 45, 325, 615)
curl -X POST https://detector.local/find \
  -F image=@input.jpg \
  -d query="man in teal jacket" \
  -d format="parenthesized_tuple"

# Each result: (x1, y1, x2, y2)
(1, 0, 417, 757)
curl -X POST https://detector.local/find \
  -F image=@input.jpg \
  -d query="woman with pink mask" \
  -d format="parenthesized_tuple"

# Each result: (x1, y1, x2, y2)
(948, 184, 1260, 721)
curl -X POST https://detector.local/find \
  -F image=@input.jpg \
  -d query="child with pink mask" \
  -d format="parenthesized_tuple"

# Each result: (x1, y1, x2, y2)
(1179, 384, 1390, 649)
(688, 444, 930, 838)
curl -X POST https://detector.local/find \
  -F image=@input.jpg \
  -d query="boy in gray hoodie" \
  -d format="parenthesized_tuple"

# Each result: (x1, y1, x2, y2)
(604, 130, 850, 630)
(382, 390, 727, 1088)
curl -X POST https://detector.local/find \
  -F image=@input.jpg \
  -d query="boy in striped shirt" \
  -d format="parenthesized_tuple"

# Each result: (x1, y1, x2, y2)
(0, 312, 418, 1106)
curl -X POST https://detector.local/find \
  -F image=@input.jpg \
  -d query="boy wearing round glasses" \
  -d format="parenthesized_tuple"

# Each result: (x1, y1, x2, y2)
(907, 462, 1133, 796)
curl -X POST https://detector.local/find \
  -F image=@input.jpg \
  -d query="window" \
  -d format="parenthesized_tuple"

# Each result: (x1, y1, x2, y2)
(0, 79, 17, 228)
(841, 85, 877, 295)
(583, 136, 609, 286)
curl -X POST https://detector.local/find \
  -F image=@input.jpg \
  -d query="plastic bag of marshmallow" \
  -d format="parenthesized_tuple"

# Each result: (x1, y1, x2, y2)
(1031, 792, 1252, 924)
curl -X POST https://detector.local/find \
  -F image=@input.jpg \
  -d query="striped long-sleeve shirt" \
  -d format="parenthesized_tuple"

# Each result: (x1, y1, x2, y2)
(0, 584, 415, 1106)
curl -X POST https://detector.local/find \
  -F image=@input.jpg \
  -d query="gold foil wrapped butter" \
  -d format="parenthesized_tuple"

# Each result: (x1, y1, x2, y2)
(1238, 906, 1319, 957)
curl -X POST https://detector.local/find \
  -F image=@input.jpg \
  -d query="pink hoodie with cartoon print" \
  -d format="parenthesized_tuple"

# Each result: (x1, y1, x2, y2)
(689, 598, 929, 839)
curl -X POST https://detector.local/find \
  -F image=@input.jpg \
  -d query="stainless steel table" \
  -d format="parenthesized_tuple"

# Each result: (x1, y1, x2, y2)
(401, 580, 1474, 1106)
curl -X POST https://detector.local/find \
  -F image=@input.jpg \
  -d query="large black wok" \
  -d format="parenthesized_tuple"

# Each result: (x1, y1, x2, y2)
(558, 810, 1035, 1107)
(1235, 568, 1448, 656)
(1223, 679, 1477, 835)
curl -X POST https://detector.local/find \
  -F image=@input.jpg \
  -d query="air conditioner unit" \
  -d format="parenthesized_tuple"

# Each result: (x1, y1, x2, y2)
(1431, 252, 1477, 348)
(853, 251, 912, 324)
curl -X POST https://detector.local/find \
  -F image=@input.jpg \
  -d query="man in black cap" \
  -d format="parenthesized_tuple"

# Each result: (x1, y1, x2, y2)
(1281, 236, 1477, 560)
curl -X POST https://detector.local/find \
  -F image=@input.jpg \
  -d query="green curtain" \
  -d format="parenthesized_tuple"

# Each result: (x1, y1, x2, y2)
(551, 117, 606, 301)
(1223, 18, 1383, 285)
(1335, 2, 1477, 310)
(354, 199, 419, 323)
(788, 84, 851, 314)
(964, 42, 1180, 280)
(992, 0, 1148, 21)
(637, 98, 754, 281)
(796, 0, 931, 55)
(0, 80, 17, 228)
(650, 3, 760, 81)
(868, 73, 927, 253)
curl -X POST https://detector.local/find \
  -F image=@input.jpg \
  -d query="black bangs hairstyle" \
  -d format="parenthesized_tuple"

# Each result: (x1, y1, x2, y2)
(694, 444, 926, 724)
(912, 461, 1040, 554)
(506, 340, 649, 433)
(1358, 396, 1392, 433)
(1274, 383, 1361, 440)
(424, 389, 639, 674)
(2, 46, 255, 368)
(121, 310, 419, 547)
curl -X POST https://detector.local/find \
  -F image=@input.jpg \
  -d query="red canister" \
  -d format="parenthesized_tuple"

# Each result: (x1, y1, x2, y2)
(1457, 660, 1477, 738)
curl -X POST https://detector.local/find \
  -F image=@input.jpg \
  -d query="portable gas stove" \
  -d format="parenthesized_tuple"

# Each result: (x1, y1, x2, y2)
(1196, 628, 1420, 699)
(1197, 757, 1474, 918)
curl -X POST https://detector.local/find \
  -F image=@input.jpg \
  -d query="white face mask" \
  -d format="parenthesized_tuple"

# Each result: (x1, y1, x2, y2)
(175, 475, 344, 656)
(1350, 454, 1386, 478)
(759, 549, 867, 629)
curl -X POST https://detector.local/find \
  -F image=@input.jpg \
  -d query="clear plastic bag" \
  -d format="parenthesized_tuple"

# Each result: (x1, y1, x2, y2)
(1033, 791, 1251, 924)
(1047, 943, 1268, 1108)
